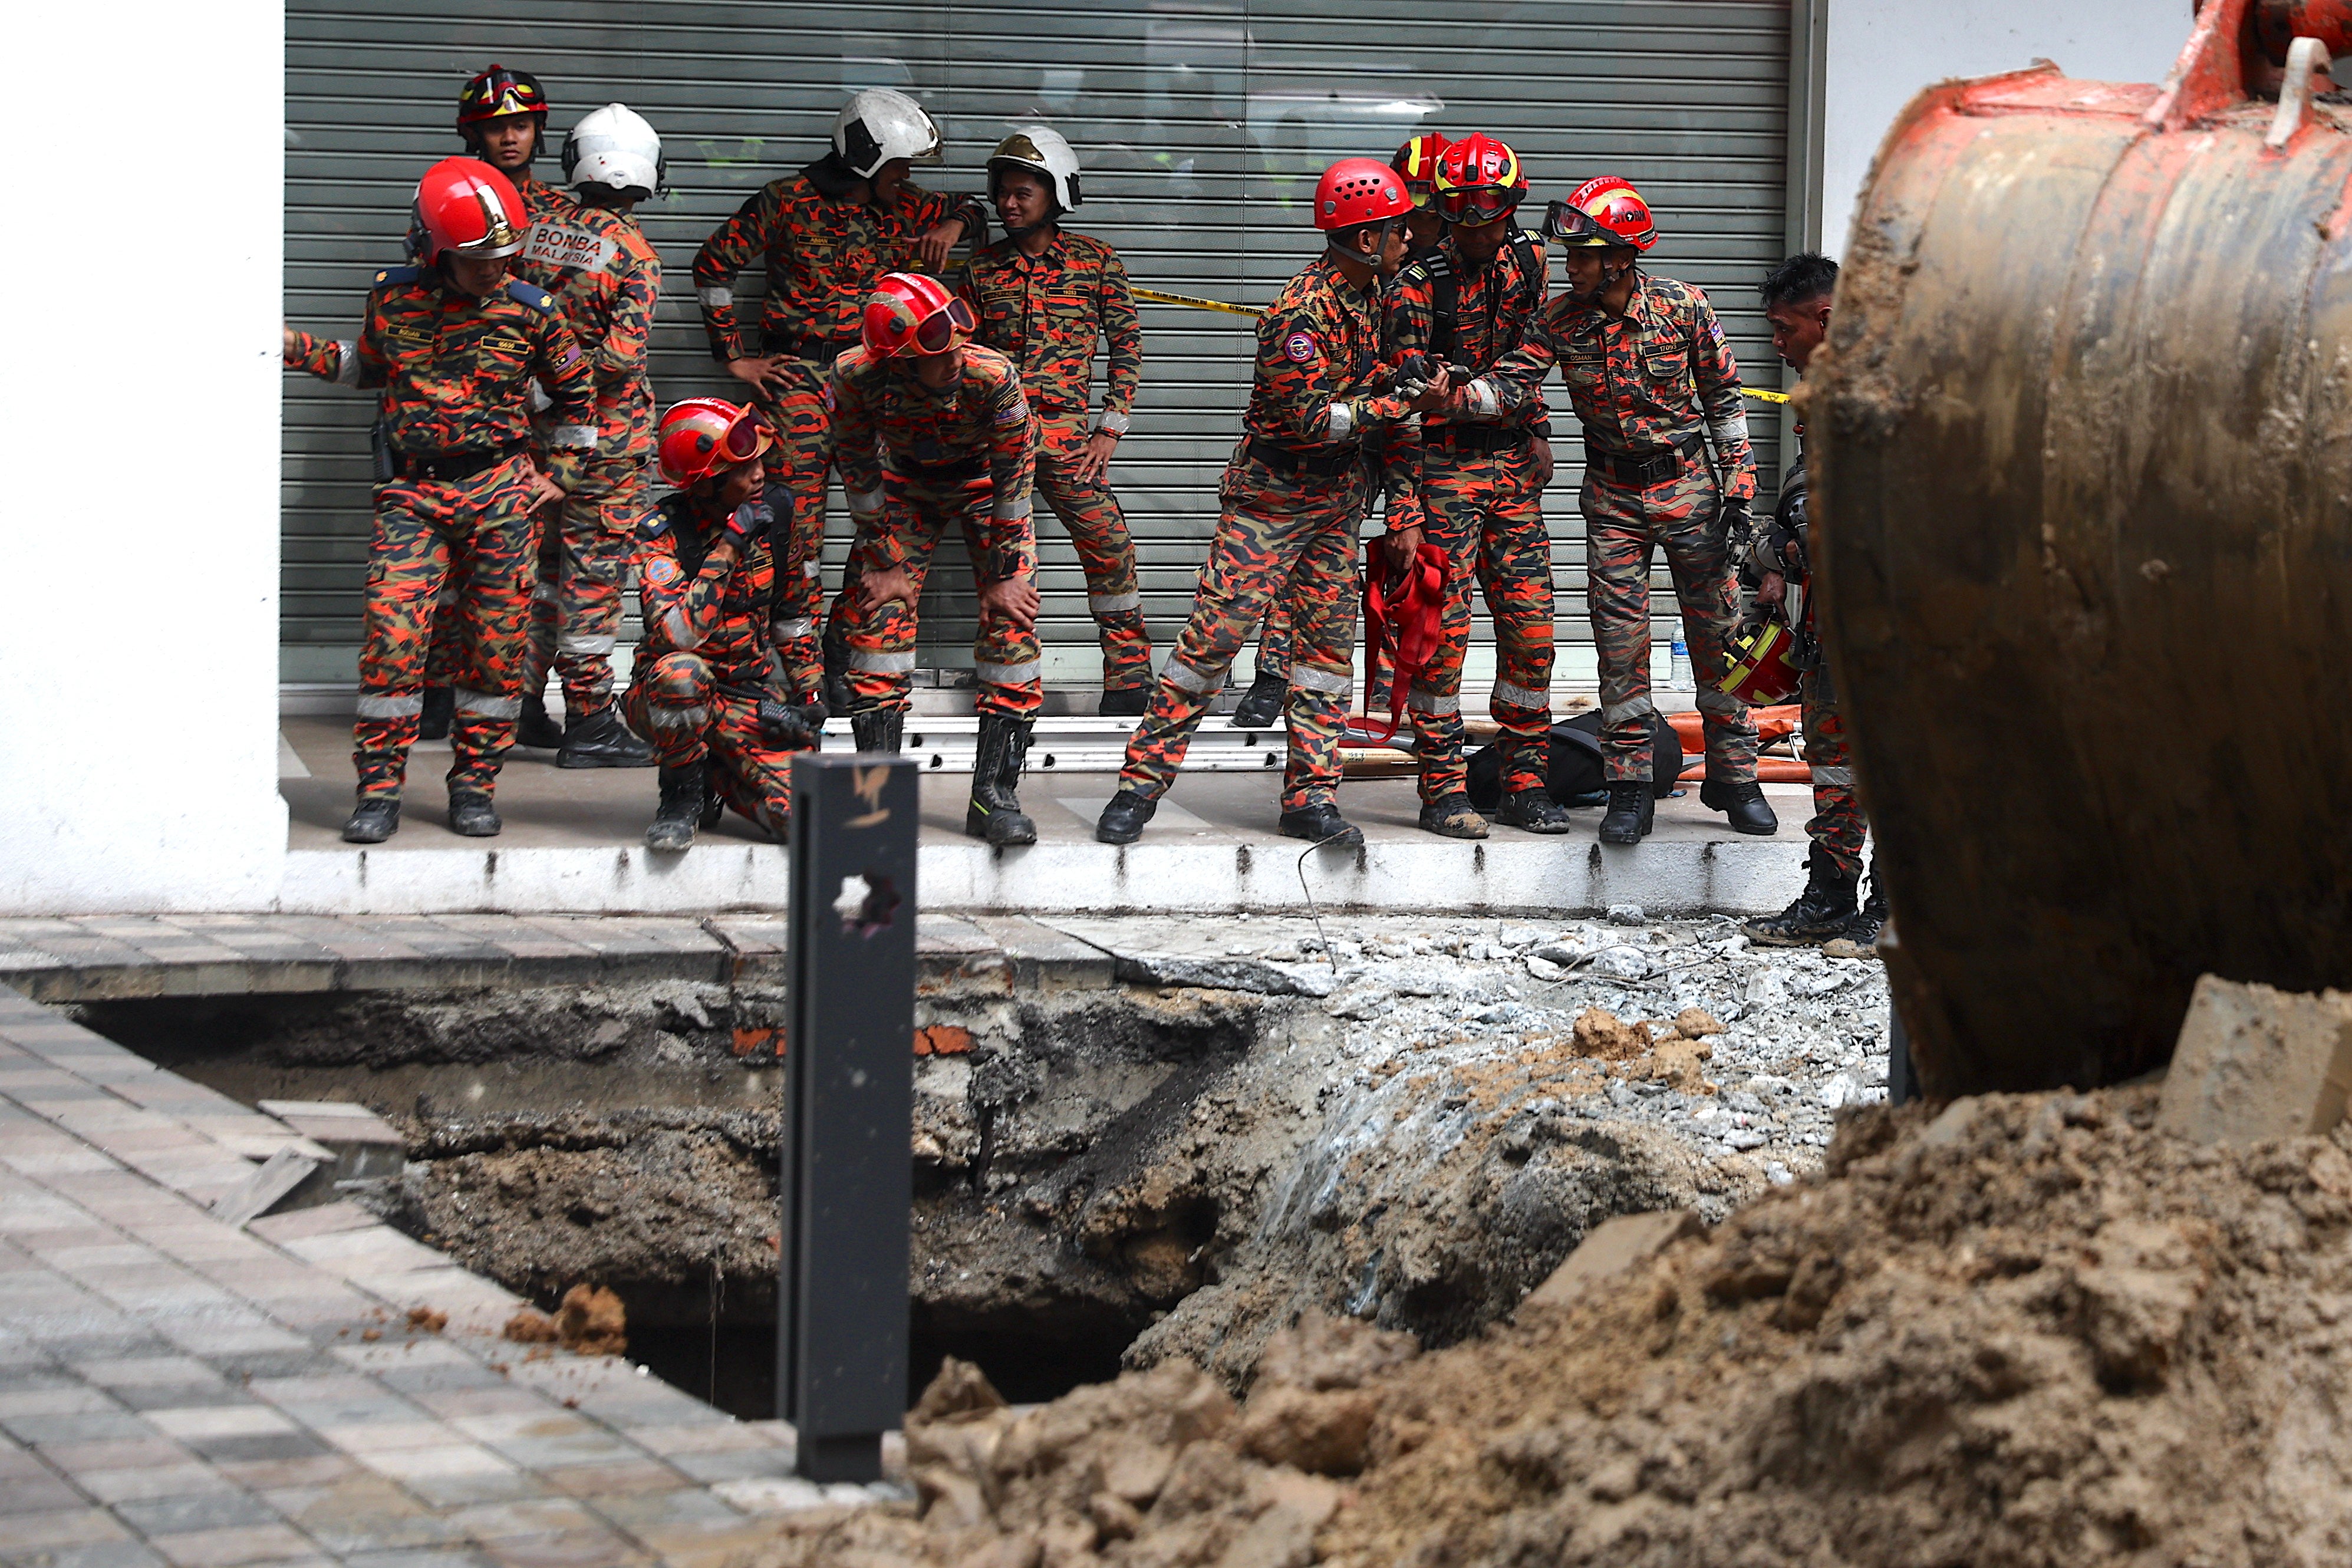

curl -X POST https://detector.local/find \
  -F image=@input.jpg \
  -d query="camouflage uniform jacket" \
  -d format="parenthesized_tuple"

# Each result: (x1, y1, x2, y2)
(285, 266, 596, 457)
(958, 229, 1142, 432)
(1474, 271, 1756, 500)
(636, 494, 785, 694)
(693, 173, 987, 360)
(508, 176, 577, 288)
(1245, 254, 1412, 452)
(829, 343, 1040, 581)
(516, 203, 661, 457)
(1387, 233, 1550, 433)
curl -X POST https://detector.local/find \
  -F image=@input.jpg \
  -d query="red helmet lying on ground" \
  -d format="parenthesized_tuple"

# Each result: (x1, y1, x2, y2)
(657, 398, 771, 487)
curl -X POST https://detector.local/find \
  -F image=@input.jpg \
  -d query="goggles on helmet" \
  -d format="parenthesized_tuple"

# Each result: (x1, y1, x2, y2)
(1439, 185, 1524, 226)
(914, 296, 978, 354)
(1541, 199, 1617, 247)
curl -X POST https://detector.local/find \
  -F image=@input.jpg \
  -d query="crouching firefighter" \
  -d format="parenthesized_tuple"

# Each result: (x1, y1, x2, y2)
(1740, 253, 1885, 948)
(832, 274, 1046, 845)
(625, 400, 822, 852)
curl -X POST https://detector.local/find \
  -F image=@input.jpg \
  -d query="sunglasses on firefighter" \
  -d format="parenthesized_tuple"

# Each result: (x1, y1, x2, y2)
(1438, 186, 1523, 226)
(1540, 199, 1613, 245)
(915, 297, 978, 354)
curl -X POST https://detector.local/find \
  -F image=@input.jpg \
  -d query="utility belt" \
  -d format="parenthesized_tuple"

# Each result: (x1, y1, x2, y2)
(1584, 432, 1705, 489)
(1422, 423, 1532, 457)
(761, 328, 862, 363)
(386, 443, 525, 483)
(1244, 438, 1364, 479)
(888, 450, 988, 481)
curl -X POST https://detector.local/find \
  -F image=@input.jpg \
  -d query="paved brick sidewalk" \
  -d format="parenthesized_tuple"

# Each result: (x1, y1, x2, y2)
(0, 986, 871, 1567)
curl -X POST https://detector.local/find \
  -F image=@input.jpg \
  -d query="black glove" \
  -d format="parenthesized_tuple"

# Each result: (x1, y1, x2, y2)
(723, 500, 771, 547)
(1394, 351, 1437, 387)
(758, 698, 825, 750)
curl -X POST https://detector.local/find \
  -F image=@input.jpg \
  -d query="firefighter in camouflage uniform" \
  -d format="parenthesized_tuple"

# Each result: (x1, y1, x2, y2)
(510, 103, 666, 771)
(285, 157, 596, 844)
(625, 400, 822, 854)
(1470, 176, 1775, 846)
(831, 274, 1046, 846)
(692, 88, 987, 706)
(1741, 253, 1886, 951)
(1096, 159, 1437, 849)
(1389, 133, 1572, 839)
(961, 126, 1153, 714)
(411, 64, 576, 743)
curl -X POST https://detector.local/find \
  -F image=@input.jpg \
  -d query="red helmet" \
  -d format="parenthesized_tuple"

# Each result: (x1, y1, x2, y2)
(1719, 618, 1798, 707)
(1434, 134, 1527, 227)
(457, 64, 549, 126)
(1314, 158, 1410, 231)
(861, 272, 976, 358)
(411, 158, 527, 264)
(1390, 133, 1452, 207)
(1551, 175, 1657, 252)
(657, 398, 772, 487)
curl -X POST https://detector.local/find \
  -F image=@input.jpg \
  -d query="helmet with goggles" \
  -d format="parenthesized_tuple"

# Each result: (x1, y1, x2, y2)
(1542, 175, 1658, 251)
(657, 398, 772, 488)
(861, 272, 976, 358)
(1390, 133, 1452, 209)
(1433, 133, 1527, 227)
(457, 64, 549, 127)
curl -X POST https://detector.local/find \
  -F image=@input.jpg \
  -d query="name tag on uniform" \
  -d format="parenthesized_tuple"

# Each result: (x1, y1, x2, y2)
(523, 222, 618, 275)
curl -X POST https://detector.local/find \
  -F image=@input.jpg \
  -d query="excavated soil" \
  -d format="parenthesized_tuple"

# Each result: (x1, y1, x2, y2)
(747, 1085, 2352, 1568)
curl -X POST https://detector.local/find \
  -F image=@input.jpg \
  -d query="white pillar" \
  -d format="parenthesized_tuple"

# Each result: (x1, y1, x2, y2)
(0, 0, 288, 913)
(1821, 1, 2192, 259)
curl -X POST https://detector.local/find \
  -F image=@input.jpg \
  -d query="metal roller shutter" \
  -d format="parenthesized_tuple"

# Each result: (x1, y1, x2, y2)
(285, 0, 1788, 693)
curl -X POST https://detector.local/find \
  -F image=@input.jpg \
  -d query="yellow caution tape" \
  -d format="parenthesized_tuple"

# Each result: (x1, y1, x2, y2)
(1133, 286, 1264, 319)
(1744, 387, 1793, 404)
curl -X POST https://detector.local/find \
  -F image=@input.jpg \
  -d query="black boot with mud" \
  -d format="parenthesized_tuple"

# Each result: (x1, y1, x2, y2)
(966, 714, 1039, 846)
(558, 706, 654, 769)
(645, 765, 706, 852)
(1095, 789, 1157, 844)
(1417, 792, 1488, 840)
(341, 797, 400, 844)
(1700, 778, 1779, 835)
(1098, 686, 1150, 718)
(1230, 671, 1284, 729)
(850, 707, 904, 754)
(515, 695, 564, 750)
(1597, 781, 1653, 844)
(1280, 801, 1364, 848)
(1494, 785, 1575, 834)
(1744, 846, 1859, 946)
(1824, 865, 1888, 958)
(447, 789, 501, 838)
(821, 622, 854, 717)
(417, 685, 454, 742)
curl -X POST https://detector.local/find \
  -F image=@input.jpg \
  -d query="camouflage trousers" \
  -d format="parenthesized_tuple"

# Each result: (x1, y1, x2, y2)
(1585, 466, 1757, 783)
(354, 456, 542, 798)
(622, 653, 799, 839)
(522, 453, 645, 722)
(749, 354, 838, 699)
(1800, 666, 1866, 878)
(1036, 419, 1152, 692)
(1118, 447, 1366, 813)
(839, 465, 1043, 719)
(1411, 440, 1554, 802)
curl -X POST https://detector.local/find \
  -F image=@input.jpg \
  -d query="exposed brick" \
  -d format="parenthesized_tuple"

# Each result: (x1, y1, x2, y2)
(2156, 975, 2352, 1146)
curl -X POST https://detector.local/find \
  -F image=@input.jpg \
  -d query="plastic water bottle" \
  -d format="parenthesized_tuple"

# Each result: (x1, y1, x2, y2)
(1668, 638, 1694, 691)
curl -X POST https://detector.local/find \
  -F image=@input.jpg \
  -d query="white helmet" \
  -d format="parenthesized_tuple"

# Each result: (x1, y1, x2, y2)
(988, 125, 1082, 212)
(834, 87, 941, 179)
(563, 103, 663, 198)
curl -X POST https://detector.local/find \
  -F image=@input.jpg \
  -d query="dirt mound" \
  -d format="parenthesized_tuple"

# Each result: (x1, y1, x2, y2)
(749, 1085, 2352, 1567)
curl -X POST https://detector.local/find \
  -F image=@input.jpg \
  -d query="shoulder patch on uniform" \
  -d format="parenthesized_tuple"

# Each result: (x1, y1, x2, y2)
(372, 265, 423, 289)
(502, 279, 558, 313)
(1284, 331, 1318, 363)
(645, 556, 684, 589)
(638, 506, 674, 541)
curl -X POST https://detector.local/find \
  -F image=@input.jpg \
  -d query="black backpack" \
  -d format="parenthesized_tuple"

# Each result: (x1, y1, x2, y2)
(1464, 710, 1684, 810)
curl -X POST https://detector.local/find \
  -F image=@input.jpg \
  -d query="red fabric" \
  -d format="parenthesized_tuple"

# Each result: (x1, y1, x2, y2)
(1357, 539, 1448, 743)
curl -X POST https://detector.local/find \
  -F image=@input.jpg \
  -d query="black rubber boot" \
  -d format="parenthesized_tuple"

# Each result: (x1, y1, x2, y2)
(699, 762, 727, 831)
(1095, 790, 1158, 845)
(557, 706, 655, 769)
(1231, 672, 1285, 729)
(447, 789, 501, 838)
(417, 686, 454, 742)
(1098, 687, 1151, 719)
(966, 714, 1039, 846)
(645, 765, 705, 852)
(1494, 786, 1576, 835)
(1279, 802, 1364, 848)
(1417, 792, 1489, 840)
(1700, 778, 1779, 836)
(821, 622, 854, 717)
(849, 708, 904, 755)
(342, 797, 400, 845)
(1597, 782, 1654, 845)
(515, 695, 564, 750)
(1744, 847, 1860, 947)
(1825, 866, 1888, 957)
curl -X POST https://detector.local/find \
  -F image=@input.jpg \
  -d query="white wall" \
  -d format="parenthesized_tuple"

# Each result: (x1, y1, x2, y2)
(1821, 1, 2193, 258)
(0, 0, 288, 911)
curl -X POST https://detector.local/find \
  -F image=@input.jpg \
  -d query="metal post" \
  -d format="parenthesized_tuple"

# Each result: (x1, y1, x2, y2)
(1887, 1005, 1915, 1107)
(779, 753, 917, 1483)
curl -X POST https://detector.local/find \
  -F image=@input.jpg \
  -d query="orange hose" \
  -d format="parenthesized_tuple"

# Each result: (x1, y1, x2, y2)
(1680, 757, 1814, 782)
(1668, 703, 1799, 752)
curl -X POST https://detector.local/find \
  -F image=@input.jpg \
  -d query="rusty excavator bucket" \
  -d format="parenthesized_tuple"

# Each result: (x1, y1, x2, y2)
(1814, 0, 2352, 1097)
